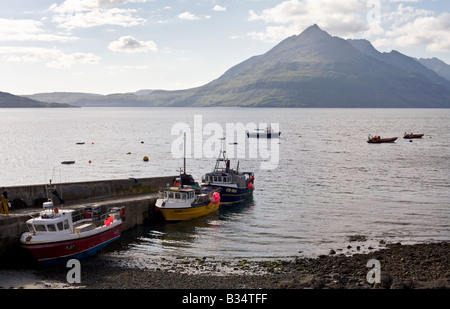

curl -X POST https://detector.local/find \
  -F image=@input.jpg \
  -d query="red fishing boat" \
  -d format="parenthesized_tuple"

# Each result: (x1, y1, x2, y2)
(20, 182, 124, 264)
(403, 132, 424, 139)
(367, 135, 397, 143)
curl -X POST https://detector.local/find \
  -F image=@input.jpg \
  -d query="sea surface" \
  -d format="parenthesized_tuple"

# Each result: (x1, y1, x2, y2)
(1, 107, 449, 263)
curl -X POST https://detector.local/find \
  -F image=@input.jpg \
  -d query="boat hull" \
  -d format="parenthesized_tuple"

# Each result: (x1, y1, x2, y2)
(203, 185, 253, 205)
(158, 202, 219, 221)
(247, 132, 281, 138)
(367, 137, 397, 143)
(403, 134, 424, 139)
(21, 224, 122, 264)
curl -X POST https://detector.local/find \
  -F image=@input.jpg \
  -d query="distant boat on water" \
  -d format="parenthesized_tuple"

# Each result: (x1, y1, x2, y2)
(247, 125, 281, 138)
(367, 135, 397, 143)
(403, 132, 424, 139)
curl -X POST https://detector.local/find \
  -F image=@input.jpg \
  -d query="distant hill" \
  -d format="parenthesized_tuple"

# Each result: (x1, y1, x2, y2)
(0, 91, 74, 108)
(417, 57, 450, 82)
(22, 24, 450, 108)
(24, 92, 103, 105)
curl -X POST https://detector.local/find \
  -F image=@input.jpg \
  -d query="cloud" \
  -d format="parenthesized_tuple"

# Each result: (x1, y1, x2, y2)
(108, 36, 157, 53)
(374, 5, 450, 52)
(0, 46, 100, 68)
(52, 8, 145, 29)
(49, 0, 149, 29)
(49, 0, 152, 13)
(213, 5, 226, 12)
(0, 18, 77, 42)
(247, 0, 370, 42)
(178, 11, 200, 21)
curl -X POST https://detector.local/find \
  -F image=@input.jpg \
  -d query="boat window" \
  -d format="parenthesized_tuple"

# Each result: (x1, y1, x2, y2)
(213, 176, 218, 182)
(57, 221, 64, 231)
(47, 224, 57, 232)
(26, 223, 35, 233)
(175, 193, 180, 199)
(34, 224, 46, 232)
(63, 220, 69, 230)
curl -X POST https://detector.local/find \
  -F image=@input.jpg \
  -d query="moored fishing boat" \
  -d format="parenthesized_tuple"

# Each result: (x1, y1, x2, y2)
(201, 141, 254, 205)
(154, 131, 220, 221)
(20, 182, 123, 264)
(155, 185, 220, 221)
(367, 135, 398, 143)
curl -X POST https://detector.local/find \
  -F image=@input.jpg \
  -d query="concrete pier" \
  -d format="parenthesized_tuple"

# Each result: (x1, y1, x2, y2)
(0, 176, 176, 256)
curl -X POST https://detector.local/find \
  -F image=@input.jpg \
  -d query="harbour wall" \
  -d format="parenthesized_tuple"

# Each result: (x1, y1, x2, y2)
(0, 176, 176, 256)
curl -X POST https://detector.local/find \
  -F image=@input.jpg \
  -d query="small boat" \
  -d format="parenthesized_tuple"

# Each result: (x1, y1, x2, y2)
(247, 125, 281, 138)
(20, 182, 123, 264)
(201, 139, 254, 205)
(61, 161, 75, 164)
(76, 142, 85, 145)
(154, 132, 220, 221)
(403, 132, 424, 139)
(367, 135, 397, 143)
(155, 183, 220, 222)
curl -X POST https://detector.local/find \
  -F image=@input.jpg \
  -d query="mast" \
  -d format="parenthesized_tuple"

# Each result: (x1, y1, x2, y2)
(183, 132, 186, 174)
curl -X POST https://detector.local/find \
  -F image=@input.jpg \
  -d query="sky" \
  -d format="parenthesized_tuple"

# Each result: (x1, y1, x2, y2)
(1, 0, 449, 95)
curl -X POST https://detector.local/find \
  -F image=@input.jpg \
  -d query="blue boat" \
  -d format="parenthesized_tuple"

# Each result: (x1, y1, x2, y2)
(201, 146, 254, 205)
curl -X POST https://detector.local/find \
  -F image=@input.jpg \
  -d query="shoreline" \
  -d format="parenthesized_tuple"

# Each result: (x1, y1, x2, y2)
(2, 241, 448, 289)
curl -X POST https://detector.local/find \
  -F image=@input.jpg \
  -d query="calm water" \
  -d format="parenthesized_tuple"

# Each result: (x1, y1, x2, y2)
(1, 107, 449, 263)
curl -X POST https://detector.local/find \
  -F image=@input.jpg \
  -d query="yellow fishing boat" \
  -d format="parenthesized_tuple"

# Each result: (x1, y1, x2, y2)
(156, 131, 220, 221)
(155, 185, 220, 221)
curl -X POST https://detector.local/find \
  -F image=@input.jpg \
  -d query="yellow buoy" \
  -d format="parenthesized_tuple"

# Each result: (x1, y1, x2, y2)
(143, 156, 149, 161)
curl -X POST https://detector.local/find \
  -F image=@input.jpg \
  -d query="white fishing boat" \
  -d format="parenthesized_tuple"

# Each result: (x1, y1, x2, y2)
(246, 125, 281, 138)
(20, 181, 124, 264)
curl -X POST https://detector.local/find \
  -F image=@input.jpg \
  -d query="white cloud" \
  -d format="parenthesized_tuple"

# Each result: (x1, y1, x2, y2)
(49, 0, 148, 29)
(0, 46, 100, 68)
(178, 11, 200, 21)
(213, 5, 226, 12)
(0, 18, 77, 42)
(374, 5, 450, 52)
(108, 36, 157, 53)
(52, 8, 145, 29)
(247, 0, 370, 42)
(49, 0, 152, 13)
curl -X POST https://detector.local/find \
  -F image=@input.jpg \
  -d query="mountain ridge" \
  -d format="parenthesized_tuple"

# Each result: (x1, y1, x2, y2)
(0, 91, 74, 108)
(19, 24, 450, 108)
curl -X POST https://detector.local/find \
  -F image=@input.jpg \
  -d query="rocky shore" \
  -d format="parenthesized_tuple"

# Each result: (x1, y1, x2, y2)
(28, 241, 449, 290)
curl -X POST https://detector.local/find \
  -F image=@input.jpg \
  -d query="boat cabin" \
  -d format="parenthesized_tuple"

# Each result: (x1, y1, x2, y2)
(163, 187, 196, 201)
(203, 174, 233, 184)
(25, 202, 102, 235)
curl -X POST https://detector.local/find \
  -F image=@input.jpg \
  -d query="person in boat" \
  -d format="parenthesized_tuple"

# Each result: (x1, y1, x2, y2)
(173, 177, 181, 186)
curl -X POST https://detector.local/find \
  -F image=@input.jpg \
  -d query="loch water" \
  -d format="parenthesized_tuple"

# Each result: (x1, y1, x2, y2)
(1, 107, 449, 263)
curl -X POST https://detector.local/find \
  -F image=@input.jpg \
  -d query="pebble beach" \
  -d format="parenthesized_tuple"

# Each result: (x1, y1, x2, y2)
(3, 241, 447, 290)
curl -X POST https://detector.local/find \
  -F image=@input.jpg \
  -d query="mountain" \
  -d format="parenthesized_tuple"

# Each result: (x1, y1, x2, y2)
(25, 92, 104, 105)
(417, 57, 450, 82)
(0, 91, 74, 108)
(23, 24, 450, 108)
(348, 39, 450, 88)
